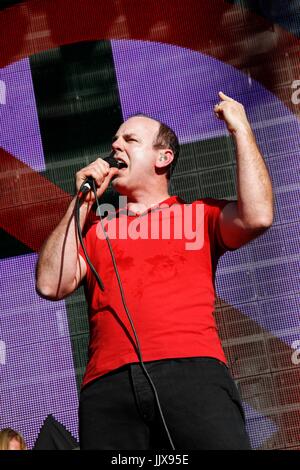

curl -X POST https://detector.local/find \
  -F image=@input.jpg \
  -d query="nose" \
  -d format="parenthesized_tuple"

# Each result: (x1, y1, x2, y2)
(112, 136, 123, 153)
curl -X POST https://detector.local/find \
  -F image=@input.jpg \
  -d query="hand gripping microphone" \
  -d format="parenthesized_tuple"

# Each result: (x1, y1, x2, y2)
(79, 151, 127, 195)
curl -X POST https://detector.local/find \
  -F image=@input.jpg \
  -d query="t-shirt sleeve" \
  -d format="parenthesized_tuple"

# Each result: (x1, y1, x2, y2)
(204, 197, 238, 259)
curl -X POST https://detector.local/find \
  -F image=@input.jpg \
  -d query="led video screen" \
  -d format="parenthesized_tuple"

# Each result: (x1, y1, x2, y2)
(0, 0, 300, 449)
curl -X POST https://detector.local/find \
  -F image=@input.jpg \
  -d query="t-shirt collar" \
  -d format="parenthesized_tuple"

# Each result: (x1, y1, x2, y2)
(125, 195, 183, 216)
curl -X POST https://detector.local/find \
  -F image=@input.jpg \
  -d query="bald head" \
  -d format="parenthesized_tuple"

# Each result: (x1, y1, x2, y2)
(123, 114, 179, 177)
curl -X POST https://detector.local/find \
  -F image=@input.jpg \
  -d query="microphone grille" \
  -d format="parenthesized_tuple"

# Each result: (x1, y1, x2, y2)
(103, 151, 118, 168)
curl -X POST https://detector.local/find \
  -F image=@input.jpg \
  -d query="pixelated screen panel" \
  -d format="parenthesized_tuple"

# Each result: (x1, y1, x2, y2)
(0, 0, 300, 449)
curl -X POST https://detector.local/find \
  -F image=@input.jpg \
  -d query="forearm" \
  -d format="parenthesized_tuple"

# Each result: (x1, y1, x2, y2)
(233, 126, 274, 228)
(36, 196, 91, 299)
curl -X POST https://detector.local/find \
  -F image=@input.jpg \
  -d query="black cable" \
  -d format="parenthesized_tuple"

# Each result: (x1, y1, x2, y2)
(75, 196, 104, 291)
(76, 181, 175, 450)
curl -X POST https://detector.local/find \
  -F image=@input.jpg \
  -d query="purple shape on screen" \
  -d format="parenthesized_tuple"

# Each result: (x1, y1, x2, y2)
(0, 58, 45, 171)
(112, 40, 228, 142)
(243, 402, 278, 449)
(112, 40, 300, 349)
(0, 254, 79, 447)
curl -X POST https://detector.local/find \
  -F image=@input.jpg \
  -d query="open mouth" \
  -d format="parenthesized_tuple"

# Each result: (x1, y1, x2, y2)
(116, 159, 128, 170)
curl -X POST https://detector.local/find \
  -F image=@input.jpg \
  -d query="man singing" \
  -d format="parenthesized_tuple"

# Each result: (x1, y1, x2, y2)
(36, 92, 273, 449)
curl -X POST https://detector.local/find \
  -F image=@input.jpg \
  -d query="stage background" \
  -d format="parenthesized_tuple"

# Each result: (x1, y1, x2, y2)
(0, 0, 299, 449)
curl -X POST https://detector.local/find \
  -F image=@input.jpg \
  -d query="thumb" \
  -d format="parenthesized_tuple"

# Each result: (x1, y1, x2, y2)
(96, 167, 119, 197)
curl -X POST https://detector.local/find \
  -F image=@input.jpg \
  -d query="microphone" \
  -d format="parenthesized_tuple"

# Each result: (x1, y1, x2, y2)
(79, 151, 126, 195)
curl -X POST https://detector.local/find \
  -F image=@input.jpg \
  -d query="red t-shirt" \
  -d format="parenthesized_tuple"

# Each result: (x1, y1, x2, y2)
(79, 195, 235, 388)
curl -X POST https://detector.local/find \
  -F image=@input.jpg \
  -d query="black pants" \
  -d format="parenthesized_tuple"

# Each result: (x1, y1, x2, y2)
(79, 357, 251, 450)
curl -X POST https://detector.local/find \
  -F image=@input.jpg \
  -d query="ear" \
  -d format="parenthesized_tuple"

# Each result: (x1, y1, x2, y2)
(155, 149, 174, 169)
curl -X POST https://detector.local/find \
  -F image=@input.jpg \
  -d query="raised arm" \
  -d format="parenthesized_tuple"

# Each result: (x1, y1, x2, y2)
(214, 91, 274, 249)
(35, 158, 118, 300)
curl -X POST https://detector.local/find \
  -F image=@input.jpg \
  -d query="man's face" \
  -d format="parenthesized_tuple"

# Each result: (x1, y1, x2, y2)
(111, 116, 161, 195)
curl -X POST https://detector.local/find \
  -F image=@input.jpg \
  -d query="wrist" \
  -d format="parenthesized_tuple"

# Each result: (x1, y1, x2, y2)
(71, 195, 93, 216)
(232, 123, 253, 138)
(80, 199, 94, 212)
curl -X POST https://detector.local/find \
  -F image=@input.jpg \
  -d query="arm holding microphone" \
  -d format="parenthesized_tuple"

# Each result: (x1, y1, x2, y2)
(35, 155, 119, 301)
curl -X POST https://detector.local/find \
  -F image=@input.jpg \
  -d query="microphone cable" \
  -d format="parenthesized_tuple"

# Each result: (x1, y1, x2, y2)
(75, 172, 175, 450)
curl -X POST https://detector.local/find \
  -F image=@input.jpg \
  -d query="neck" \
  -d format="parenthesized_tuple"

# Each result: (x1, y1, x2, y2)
(126, 190, 171, 213)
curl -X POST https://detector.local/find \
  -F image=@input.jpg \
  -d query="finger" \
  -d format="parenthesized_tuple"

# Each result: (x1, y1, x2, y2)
(94, 167, 110, 187)
(96, 157, 110, 171)
(214, 102, 225, 117)
(218, 91, 235, 102)
(96, 168, 119, 195)
(214, 111, 222, 119)
(214, 102, 223, 111)
(79, 166, 109, 188)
